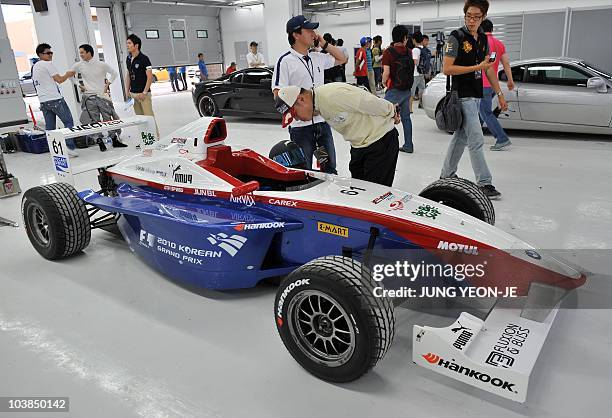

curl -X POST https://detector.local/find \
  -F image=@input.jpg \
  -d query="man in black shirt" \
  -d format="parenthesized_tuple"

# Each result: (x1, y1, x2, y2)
(439, 0, 507, 199)
(124, 34, 158, 137)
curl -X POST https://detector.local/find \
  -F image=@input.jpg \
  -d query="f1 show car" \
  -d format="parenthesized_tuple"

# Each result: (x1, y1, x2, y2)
(423, 57, 612, 135)
(192, 67, 280, 119)
(22, 116, 587, 403)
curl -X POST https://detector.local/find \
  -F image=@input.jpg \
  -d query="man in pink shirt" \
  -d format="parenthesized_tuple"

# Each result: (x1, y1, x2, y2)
(480, 19, 515, 150)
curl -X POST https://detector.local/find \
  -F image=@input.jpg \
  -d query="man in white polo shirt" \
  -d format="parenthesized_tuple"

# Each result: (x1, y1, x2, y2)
(246, 42, 265, 68)
(71, 43, 126, 151)
(272, 15, 347, 174)
(31, 43, 79, 157)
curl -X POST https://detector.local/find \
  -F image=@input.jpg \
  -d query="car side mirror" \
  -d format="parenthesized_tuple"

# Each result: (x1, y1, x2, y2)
(587, 77, 607, 93)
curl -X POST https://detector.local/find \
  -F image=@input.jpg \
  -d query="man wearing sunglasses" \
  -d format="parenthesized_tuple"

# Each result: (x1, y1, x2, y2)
(32, 43, 78, 157)
(275, 83, 401, 187)
(439, 0, 507, 200)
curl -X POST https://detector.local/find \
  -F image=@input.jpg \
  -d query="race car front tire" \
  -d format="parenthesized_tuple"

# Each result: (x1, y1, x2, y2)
(419, 177, 495, 225)
(274, 256, 395, 383)
(22, 182, 91, 260)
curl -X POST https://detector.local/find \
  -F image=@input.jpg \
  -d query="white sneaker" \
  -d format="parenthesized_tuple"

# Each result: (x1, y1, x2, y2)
(68, 149, 79, 158)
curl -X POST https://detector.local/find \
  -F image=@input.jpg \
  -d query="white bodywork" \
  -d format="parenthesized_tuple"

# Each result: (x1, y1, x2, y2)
(45, 116, 584, 403)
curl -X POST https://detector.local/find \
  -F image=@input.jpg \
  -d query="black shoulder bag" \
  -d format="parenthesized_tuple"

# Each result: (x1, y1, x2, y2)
(435, 74, 462, 132)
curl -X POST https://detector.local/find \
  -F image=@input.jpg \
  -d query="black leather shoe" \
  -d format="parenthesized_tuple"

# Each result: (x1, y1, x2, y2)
(112, 137, 128, 148)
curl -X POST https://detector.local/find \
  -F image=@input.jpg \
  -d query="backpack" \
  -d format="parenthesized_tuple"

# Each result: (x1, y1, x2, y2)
(388, 47, 414, 91)
(418, 46, 432, 74)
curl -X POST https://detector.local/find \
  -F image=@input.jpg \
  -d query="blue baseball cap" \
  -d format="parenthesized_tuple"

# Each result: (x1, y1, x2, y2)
(286, 15, 319, 33)
(360, 36, 372, 46)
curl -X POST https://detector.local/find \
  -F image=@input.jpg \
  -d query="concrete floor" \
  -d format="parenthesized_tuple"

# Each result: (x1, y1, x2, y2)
(1, 92, 611, 418)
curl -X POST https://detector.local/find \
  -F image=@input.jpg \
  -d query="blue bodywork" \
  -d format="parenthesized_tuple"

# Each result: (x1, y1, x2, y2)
(79, 184, 415, 289)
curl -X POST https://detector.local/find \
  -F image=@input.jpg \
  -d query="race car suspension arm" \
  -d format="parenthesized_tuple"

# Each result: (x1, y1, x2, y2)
(87, 204, 118, 230)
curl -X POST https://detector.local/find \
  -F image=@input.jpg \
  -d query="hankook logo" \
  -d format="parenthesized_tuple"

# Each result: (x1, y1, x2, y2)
(421, 353, 517, 393)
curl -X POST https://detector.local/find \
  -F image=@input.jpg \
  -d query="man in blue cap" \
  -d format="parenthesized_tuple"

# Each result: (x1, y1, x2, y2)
(355, 36, 371, 91)
(272, 15, 348, 174)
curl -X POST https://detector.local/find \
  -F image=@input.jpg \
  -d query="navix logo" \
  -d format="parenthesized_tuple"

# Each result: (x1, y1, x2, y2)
(206, 233, 247, 257)
(230, 195, 255, 207)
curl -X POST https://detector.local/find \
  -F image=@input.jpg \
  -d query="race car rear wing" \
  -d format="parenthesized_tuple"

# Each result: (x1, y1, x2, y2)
(46, 116, 158, 185)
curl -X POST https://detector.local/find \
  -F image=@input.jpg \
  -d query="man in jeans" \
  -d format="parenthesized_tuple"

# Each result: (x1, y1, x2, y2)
(480, 19, 515, 151)
(382, 24, 413, 153)
(272, 15, 347, 174)
(31, 43, 79, 157)
(439, 0, 507, 199)
(409, 31, 426, 113)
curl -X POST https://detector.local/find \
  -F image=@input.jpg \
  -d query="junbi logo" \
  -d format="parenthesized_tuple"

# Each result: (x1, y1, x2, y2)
(206, 233, 247, 257)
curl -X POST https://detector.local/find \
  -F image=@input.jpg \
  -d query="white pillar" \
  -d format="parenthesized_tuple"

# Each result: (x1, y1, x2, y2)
(30, 0, 97, 117)
(96, 7, 122, 102)
(370, 0, 396, 45)
(0, 5, 9, 39)
(263, 0, 301, 67)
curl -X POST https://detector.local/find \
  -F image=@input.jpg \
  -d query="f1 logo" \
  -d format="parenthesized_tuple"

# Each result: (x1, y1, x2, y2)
(139, 229, 155, 248)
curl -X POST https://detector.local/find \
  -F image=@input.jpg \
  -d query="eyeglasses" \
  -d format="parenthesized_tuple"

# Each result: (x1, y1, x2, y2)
(465, 14, 483, 21)
(42, 51, 54, 55)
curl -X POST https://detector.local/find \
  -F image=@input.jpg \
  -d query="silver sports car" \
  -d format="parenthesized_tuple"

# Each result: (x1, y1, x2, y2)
(422, 57, 612, 136)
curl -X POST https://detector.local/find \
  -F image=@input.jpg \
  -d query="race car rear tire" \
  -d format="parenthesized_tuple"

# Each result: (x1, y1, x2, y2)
(22, 182, 91, 260)
(197, 93, 218, 117)
(275, 256, 395, 383)
(419, 177, 495, 225)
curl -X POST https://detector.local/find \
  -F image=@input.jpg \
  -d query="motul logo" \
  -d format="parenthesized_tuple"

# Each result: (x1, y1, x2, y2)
(421, 353, 517, 393)
(437, 241, 478, 255)
(234, 222, 286, 231)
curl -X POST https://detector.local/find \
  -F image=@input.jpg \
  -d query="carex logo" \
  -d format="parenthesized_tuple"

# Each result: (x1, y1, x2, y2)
(206, 233, 247, 257)
(422, 353, 440, 364)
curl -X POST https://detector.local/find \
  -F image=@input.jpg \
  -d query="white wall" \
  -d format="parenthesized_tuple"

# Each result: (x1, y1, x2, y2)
(397, 0, 612, 23)
(220, 5, 265, 70)
(311, 8, 370, 78)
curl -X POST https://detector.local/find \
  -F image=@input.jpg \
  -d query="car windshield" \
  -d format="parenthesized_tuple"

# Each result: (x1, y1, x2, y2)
(577, 61, 612, 80)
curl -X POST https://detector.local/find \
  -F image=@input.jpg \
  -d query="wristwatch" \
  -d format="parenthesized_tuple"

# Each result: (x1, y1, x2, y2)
(496, 91, 504, 97)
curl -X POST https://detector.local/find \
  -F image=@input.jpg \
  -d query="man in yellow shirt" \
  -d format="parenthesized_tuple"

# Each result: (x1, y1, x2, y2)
(275, 83, 401, 186)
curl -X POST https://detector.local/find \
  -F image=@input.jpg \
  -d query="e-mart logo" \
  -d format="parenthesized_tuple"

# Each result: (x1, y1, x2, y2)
(317, 222, 348, 238)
